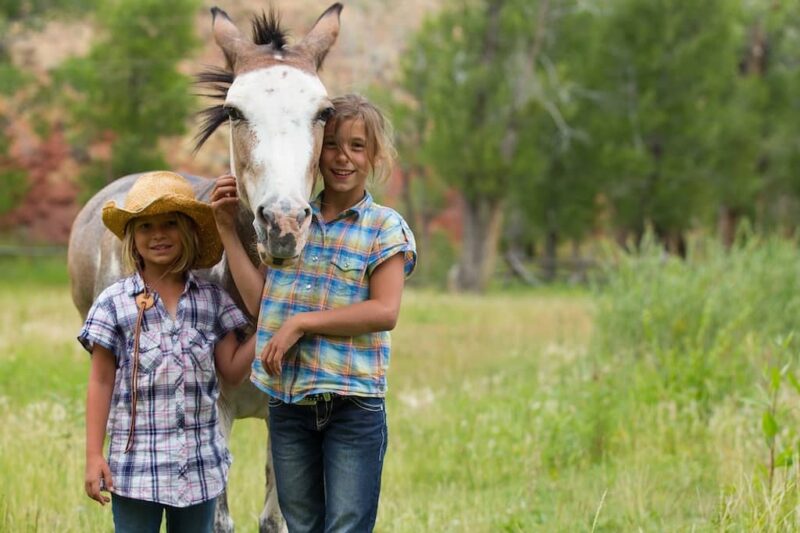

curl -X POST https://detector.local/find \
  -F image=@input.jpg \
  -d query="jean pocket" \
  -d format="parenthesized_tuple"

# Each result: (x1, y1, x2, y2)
(347, 396, 385, 413)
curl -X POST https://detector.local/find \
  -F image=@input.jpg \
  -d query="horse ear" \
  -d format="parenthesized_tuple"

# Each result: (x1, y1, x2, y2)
(211, 7, 256, 72)
(296, 3, 343, 70)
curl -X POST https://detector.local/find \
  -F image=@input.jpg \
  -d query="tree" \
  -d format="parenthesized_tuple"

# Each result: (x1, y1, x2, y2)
(55, 0, 200, 198)
(0, 0, 97, 215)
(507, 1, 604, 280)
(583, 0, 740, 252)
(398, 0, 568, 291)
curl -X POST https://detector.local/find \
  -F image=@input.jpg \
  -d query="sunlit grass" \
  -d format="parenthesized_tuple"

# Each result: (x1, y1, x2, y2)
(3, 240, 800, 531)
(0, 260, 593, 532)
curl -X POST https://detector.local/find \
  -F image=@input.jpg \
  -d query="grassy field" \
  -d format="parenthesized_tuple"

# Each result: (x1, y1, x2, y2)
(2, 242, 800, 531)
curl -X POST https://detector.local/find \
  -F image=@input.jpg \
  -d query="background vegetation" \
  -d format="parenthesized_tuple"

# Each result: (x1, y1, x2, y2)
(3, 0, 800, 530)
(2, 0, 799, 289)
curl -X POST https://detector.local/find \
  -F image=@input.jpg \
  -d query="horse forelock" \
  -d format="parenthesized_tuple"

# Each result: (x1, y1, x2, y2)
(251, 9, 288, 49)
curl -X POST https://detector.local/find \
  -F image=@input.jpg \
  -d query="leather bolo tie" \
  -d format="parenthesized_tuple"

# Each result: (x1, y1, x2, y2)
(125, 285, 154, 454)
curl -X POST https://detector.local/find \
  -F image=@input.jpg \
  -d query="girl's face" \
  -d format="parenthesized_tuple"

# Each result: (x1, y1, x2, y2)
(320, 118, 370, 199)
(132, 213, 184, 270)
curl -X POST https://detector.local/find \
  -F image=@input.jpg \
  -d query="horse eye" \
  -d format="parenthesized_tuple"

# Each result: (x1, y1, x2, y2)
(224, 106, 244, 122)
(316, 107, 335, 124)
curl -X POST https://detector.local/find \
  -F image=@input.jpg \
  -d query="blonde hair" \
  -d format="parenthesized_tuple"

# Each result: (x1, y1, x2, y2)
(328, 94, 396, 183)
(121, 212, 201, 274)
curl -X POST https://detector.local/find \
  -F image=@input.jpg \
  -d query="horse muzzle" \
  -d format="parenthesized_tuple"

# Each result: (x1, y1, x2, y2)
(253, 199, 312, 267)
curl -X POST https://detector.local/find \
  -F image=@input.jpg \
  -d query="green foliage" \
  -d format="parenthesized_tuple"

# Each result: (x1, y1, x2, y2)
(581, 0, 741, 234)
(0, 169, 28, 215)
(0, 63, 28, 95)
(0, 0, 96, 21)
(408, 229, 458, 289)
(0, 129, 29, 215)
(593, 234, 800, 407)
(402, 0, 543, 202)
(55, 0, 200, 197)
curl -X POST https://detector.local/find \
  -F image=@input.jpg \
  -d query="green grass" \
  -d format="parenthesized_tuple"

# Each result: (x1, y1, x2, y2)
(2, 241, 800, 531)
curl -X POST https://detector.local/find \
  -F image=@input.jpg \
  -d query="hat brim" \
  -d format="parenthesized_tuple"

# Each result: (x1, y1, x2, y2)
(102, 194, 223, 269)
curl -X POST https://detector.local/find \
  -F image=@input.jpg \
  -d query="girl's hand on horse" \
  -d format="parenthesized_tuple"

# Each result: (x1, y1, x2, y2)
(211, 174, 240, 235)
(261, 315, 305, 376)
(84, 454, 114, 505)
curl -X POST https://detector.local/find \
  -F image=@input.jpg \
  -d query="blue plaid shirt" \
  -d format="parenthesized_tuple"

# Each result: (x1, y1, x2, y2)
(253, 192, 416, 403)
(78, 271, 248, 507)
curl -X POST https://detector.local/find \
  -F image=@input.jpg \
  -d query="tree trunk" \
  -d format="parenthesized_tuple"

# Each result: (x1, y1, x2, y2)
(543, 228, 558, 282)
(718, 205, 739, 249)
(456, 196, 505, 292)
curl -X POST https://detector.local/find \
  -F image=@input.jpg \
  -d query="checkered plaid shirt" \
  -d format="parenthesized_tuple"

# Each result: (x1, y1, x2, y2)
(78, 271, 248, 507)
(253, 192, 416, 403)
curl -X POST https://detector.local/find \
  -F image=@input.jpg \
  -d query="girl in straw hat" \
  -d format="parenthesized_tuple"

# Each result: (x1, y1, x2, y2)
(78, 171, 254, 532)
(212, 95, 416, 532)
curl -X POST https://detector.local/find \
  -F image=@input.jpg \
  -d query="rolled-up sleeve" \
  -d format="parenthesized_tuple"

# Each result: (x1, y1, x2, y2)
(214, 287, 250, 340)
(77, 294, 122, 359)
(367, 212, 417, 278)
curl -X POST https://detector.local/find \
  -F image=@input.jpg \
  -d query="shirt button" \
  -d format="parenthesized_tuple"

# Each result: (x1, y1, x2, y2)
(305, 283, 312, 290)
(312, 255, 318, 262)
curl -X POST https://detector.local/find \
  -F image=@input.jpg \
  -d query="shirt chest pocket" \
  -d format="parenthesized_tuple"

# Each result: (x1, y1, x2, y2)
(329, 254, 367, 298)
(127, 329, 162, 374)
(187, 329, 215, 376)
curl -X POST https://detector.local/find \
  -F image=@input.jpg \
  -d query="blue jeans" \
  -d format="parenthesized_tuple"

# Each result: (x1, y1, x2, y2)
(268, 395, 388, 533)
(111, 494, 216, 533)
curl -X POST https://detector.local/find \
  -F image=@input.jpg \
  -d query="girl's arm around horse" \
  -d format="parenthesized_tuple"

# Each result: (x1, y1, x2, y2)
(261, 253, 405, 376)
(214, 333, 257, 386)
(85, 345, 115, 505)
(211, 174, 265, 316)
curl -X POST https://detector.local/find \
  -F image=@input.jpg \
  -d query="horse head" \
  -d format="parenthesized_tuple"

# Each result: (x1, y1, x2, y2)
(196, 4, 342, 266)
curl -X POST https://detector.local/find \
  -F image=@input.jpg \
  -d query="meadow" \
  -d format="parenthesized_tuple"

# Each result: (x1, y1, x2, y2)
(2, 238, 800, 532)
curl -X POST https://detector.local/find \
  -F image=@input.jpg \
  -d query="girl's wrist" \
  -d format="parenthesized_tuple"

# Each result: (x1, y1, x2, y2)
(294, 313, 310, 335)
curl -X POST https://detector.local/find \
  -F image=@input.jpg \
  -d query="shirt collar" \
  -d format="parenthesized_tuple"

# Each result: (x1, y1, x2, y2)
(124, 270, 198, 296)
(311, 191, 373, 222)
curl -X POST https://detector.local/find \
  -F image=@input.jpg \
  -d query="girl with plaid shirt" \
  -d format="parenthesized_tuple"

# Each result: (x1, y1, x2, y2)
(79, 171, 254, 533)
(212, 94, 416, 532)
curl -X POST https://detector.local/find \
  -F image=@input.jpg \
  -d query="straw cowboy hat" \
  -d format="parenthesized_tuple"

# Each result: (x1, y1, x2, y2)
(102, 171, 223, 268)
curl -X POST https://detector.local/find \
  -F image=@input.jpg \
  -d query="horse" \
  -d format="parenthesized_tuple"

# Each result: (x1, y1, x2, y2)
(67, 4, 343, 532)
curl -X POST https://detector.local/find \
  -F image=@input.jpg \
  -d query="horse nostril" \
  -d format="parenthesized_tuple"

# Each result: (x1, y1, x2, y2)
(296, 207, 311, 225)
(257, 206, 275, 226)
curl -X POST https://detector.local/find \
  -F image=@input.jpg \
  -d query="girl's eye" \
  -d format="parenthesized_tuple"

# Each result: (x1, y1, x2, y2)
(224, 106, 245, 122)
(166, 219, 178, 227)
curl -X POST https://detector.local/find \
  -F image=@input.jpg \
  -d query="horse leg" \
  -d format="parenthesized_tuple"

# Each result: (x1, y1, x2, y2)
(259, 420, 287, 533)
(215, 397, 236, 533)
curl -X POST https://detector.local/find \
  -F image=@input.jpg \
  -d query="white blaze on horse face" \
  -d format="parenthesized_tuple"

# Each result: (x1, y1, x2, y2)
(226, 65, 328, 263)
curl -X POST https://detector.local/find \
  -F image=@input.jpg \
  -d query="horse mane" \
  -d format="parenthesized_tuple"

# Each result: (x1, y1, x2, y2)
(252, 9, 288, 49)
(193, 8, 288, 152)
